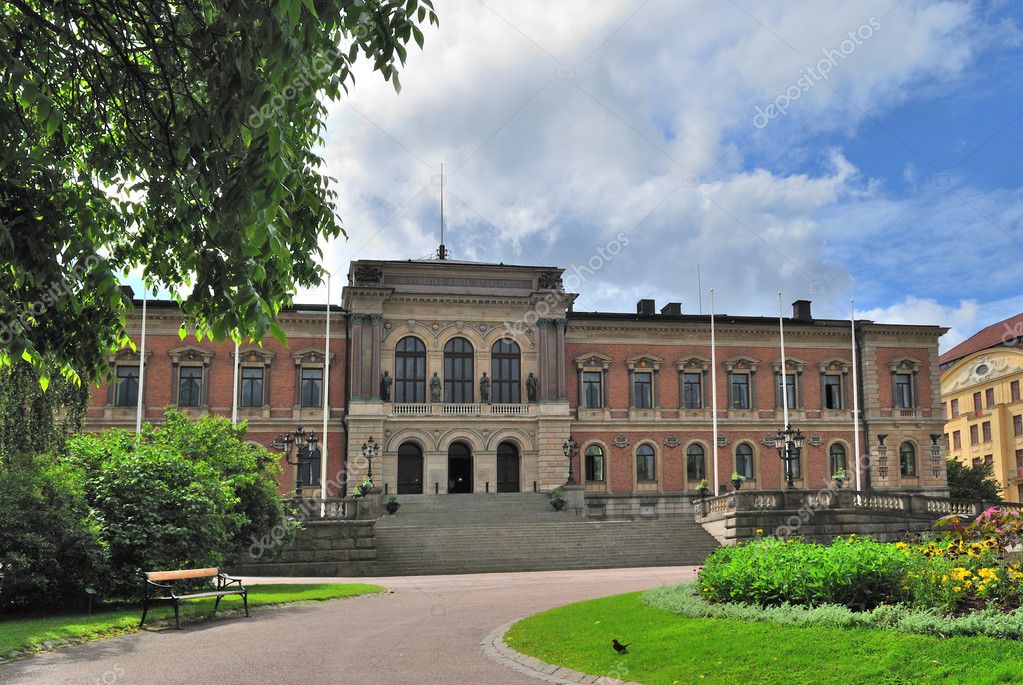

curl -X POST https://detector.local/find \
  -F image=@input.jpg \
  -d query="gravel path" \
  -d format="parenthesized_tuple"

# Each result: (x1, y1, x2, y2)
(0, 566, 696, 685)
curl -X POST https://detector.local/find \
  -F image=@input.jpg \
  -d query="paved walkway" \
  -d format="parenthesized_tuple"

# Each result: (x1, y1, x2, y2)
(0, 566, 696, 685)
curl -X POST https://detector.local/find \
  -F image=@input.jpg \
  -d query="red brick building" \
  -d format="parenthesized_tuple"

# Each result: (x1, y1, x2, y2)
(86, 258, 949, 507)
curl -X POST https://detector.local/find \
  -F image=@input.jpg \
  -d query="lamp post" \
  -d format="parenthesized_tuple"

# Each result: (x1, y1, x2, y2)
(773, 424, 805, 488)
(272, 426, 320, 494)
(362, 436, 379, 481)
(561, 438, 578, 485)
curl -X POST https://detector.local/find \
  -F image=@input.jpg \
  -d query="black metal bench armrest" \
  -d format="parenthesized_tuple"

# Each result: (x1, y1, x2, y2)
(145, 580, 174, 590)
(218, 573, 245, 589)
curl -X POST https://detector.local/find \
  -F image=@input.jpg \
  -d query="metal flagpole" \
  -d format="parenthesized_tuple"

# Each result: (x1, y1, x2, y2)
(779, 292, 789, 428)
(232, 339, 240, 426)
(135, 285, 148, 435)
(710, 289, 719, 495)
(851, 299, 862, 491)
(321, 273, 331, 510)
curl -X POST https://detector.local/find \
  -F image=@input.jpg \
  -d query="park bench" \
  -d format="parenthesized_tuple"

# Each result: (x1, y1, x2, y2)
(140, 567, 248, 629)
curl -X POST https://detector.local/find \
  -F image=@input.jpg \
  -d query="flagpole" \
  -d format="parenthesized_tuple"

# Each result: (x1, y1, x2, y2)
(135, 285, 148, 435)
(851, 299, 862, 491)
(779, 292, 789, 428)
(231, 338, 240, 426)
(321, 273, 331, 510)
(710, 288, 719, 495)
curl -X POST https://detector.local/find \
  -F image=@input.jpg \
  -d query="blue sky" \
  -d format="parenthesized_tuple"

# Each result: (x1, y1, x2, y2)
(129, 1, 1023, 350)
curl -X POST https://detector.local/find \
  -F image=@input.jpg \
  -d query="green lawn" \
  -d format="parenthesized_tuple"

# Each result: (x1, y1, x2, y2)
(0, 583, 385, 658)
(504, 591, 1023, 685)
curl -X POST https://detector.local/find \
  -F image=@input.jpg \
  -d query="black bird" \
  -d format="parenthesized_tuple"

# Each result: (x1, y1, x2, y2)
(611, 639, 630, 654)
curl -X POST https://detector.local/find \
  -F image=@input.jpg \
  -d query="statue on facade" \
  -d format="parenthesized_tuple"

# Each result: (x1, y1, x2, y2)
(380, 371, 392, 402)
(479, 372, 491, 403)
(430, 372, 441, 402)
(526, 373, 538, 402)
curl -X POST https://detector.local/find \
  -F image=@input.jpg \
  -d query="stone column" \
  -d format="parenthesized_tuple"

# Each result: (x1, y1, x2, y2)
(370, 314, 382, 400)
(350, 314, 364, 400)
(555, 319, 567, 401)
(537, 318, 551, 401)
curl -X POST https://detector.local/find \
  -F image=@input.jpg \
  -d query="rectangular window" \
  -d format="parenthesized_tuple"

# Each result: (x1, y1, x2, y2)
(894, 374, 913, 408)
(1016, 449, 1023, 470)
(972, 457, 981, 467)
(177, 366, 202, 407)
(823, 374, 843, 410)
(983, 421, 992, 442)
(301, 367, 323, 407)
(970, 424, 979, 445)
(1013, 380, 1021, 403)
(777, 373, 796, 409)
(1016, 415, 1023, 437)
(582, 372, 603, 408)
(730, 373, 750, 409)
(114, 365, 139, 407)
(986, 388, 996, 408)
(950, 398, 960, 418)
(953, 430, 961, 450)
(974, 392, 983, 413)
(984, 454, 993, 466)
(240, 367, 264, 407)
(682, 373, 702, 409)
(633, 372, 653, 409)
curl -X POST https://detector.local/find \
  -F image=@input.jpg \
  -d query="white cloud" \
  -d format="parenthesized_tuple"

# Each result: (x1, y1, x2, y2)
(302, 0, 1018, 327)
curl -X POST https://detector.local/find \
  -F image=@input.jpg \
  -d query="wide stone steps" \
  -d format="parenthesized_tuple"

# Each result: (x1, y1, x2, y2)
(373, 517, 719, 575)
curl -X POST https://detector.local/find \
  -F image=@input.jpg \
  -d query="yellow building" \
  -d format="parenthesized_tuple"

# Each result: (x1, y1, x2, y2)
(940, 314, 1023, 501)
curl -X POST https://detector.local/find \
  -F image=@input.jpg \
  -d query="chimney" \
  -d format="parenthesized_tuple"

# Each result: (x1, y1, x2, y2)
(119, 285, 136, 300)
(792, 300, 812, 321)
(636, 299, 655, 315)
(660, 302, 682, 316)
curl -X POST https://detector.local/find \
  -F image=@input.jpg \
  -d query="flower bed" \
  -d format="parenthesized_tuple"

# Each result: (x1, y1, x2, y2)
(698, 507, 1023, 616)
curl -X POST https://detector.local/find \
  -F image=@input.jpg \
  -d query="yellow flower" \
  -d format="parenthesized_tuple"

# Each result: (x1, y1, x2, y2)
(756, 529, 764, 535)
(895, 542, 909, 550)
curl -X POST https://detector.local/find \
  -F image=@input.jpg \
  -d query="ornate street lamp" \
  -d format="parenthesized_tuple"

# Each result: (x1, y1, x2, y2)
(773, 424, 805, 488)
(272, 426, 320, 494)
(362, 436, 379, 480)
(561, 438, 578, 485)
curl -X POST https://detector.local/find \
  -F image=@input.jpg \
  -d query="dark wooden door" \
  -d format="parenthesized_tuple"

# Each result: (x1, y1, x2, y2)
(397, 443, 424, 494)
(496, 442, 520, 493)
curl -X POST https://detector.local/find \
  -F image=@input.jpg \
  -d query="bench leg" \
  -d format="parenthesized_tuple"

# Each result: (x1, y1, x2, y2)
(214, 595, 222, 615)
(174, 602, 180, 630)
(140, 601, 149, 628)
(243, 592, 249, 617)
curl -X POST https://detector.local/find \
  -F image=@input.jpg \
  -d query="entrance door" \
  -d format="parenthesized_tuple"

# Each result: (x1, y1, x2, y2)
(496, 442, 520, 492)
(397, 442, 424, 494)
(447, 442, 473, 493)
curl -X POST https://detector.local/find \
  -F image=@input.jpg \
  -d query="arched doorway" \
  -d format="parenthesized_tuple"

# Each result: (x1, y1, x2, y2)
(397, 442, 424, 494)
(496, 441, 520, 492)
(447, 442, 473, 493)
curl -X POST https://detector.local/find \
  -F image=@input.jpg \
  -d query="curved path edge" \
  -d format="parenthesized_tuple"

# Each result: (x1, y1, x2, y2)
(481, 620, 642, 685)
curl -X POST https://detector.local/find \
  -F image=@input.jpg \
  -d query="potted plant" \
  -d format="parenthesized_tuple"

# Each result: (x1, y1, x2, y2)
(833, 467, 848, 489)
(731, 471, 746, 491)
(697, 478, 710, 497)
(550, 489, 567, 511)
(384, 495, 401, 514)
(353, 476, 374, 498)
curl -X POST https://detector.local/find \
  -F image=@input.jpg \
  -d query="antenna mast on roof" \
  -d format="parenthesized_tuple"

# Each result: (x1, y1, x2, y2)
(437, 163, 447, 260)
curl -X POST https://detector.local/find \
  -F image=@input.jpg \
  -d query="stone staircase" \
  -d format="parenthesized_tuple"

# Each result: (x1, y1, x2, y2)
(372, 493, 719, 576)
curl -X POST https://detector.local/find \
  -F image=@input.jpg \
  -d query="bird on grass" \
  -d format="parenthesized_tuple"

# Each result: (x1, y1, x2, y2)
(611, 639, 630, 654)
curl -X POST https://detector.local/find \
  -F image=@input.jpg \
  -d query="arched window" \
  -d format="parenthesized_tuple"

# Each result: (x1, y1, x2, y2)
(444, 337, 474, 403)
(394, 336, 426, 403)
(735, 443, 754, 480)
(829, 443, 847, 476)
(637, 443, 656, 482)
(585, 445, 605, 482)
(687, 444, 706, 483)
(491, 338, 521, 403)
(900, 441, 917, 477)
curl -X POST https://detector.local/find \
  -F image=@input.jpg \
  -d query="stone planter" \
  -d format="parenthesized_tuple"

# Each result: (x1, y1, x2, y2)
(384, 501, 401, 515)
(551, 499, 566, 511)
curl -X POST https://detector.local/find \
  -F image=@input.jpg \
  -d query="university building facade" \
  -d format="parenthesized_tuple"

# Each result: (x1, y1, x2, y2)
(86, 258, 950, 507)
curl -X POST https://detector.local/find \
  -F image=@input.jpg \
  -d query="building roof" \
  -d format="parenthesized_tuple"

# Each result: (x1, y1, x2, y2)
(939, 313, 1023, 368)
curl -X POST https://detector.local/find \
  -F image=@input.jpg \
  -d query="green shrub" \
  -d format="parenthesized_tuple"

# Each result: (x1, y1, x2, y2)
(0, 459, 106, 611)
(65, 411, 287, 596)
(699, 536, 909, 609)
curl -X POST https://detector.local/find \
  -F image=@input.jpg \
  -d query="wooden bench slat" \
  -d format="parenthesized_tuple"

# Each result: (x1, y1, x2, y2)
(146, 567, 219, 582)
(174, 590, 246, 600)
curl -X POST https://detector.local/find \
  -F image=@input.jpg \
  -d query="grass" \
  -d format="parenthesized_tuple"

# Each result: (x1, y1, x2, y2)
(504, 591, 1023, 685)
(0, 583, 385, 658)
